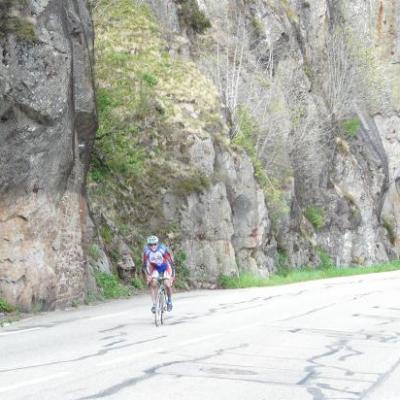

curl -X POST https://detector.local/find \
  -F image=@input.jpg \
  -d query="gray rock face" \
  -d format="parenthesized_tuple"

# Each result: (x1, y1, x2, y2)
(0, 0, 96, 311)
(181, 0, 400, 267)
(175, 147, 272, 287)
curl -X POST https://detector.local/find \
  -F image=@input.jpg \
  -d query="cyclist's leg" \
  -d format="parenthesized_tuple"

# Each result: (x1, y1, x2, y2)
(164, 280, 173, 312)
(164, 279, 172, 299)
(150, 278, 158, 303)
(164, 267, 173, 311)
(149, 269, 158, 312)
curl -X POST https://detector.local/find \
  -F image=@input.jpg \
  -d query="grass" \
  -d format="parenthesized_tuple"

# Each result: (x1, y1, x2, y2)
(219, 260, 400, 289)
(95, 272, 131, 299)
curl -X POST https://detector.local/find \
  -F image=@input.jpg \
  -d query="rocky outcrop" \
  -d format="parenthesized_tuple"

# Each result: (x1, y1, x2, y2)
(160, 0, 400, 267)
(0, 0, 96, 311)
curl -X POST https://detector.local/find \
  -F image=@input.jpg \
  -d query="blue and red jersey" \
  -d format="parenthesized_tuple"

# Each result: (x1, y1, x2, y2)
(143, 243, 174, 273)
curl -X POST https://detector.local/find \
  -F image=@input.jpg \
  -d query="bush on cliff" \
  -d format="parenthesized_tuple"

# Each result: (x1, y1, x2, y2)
(0, 298, 16, 313)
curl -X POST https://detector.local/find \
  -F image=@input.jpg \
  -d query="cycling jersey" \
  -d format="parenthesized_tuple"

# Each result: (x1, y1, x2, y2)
(143, 243, 174, 275)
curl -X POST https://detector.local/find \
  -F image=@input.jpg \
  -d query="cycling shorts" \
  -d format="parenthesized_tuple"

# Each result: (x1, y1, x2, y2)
(150, 263, 173, 280)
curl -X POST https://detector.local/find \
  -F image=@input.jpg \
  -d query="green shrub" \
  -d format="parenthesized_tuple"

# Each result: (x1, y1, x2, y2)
(90, 167, 107, 183)
(131, 276, 145, 290)
(233, 107, 289, 225)
(276, 250, 290, 276)
(382, 217, 396, 245)
(342, 117, 360, 137)
(0, 0, 36, 41)
(95, 272, 130, 298)
(304, 206, 325, 230)
(317, 248, 335, 269)
(190, 9, 211, 33)
(32, 299, 45, 313)
(250, 16, 263, 36)
(96, 88, 117, 116)
(142, 73, 158, 87)
(176, 0, 211, 34)
(100, 225, 113, 244)
(174, 171, 211, 196)
(0, 298, 15, 313)
(88, 244, 101, 261)
(174, 250, 191, 289)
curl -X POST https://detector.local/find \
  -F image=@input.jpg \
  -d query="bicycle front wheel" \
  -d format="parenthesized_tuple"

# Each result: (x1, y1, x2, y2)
(155, 287, 166, 327)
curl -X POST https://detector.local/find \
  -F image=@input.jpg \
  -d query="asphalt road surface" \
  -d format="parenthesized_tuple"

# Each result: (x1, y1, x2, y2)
(1, 271, 400, 400)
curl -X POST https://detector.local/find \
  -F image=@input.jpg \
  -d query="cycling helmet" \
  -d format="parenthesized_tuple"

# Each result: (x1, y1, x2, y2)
(147, 235, 159, 245)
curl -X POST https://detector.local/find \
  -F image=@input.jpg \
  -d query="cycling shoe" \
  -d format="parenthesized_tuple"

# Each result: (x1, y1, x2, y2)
(167, 301, 173, 312)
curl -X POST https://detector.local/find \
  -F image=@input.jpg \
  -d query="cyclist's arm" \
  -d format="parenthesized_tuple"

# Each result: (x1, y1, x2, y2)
(166, 252, 175, 278)
(142, 252, 150, 275)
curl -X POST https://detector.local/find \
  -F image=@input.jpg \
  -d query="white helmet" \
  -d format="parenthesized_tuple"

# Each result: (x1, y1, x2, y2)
(147, 235, 159, 245)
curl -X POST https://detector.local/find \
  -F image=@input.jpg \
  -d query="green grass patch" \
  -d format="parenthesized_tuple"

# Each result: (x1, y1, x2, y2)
(219, 260, 400, 289)
(342, 117, 361, 137)
(304, 206, 325, 230)
(95, 272, 131, 298)
(0, 298, 16, 313)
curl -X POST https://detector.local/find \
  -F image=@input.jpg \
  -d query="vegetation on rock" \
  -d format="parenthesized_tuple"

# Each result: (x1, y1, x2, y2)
(175, 0, 211, 34)
(89, 0, 225, 277)
(219, 260, 400, 289)
(304, 206, 325, 230)
(94, 272, 131, 299)
(341, 117, 360, 137)
(0, 298, 16, 313)
(0, 0, 36, 41)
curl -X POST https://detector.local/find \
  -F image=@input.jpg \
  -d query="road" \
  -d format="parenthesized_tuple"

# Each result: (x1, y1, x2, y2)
(1, 271, 400, 400)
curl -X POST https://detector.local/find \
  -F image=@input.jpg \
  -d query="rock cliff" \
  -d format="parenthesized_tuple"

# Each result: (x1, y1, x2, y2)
(1, 0, 399, 310)
(0, 0, 96, 310)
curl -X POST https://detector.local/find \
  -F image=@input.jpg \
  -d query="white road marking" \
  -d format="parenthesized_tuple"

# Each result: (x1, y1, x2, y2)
(0, 372, 69, 393)
(0, 327, 42, 337)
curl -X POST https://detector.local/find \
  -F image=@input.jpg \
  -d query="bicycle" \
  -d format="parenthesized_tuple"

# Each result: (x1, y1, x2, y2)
(154, 272, 168, 327)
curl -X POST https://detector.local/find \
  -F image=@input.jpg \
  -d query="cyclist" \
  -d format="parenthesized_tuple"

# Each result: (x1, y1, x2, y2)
(143, 235, 175, 313)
